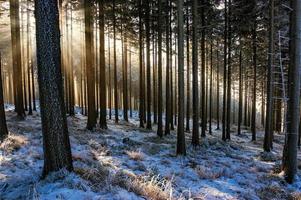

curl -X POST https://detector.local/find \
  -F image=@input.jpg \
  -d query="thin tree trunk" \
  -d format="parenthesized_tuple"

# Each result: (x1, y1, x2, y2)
(99, 0, 107, 128)
(238, 47, 243, 135)
(146, 0, 152, 129)
(113, 0, 118, 123)
(191, 0, 199, 146)
(177, 0, 186, 155)
(165, 0, 171, 135)
(185, 4, 190, 132)
(0, 53, 8, 141)
(251, 21, 257, 141)
(157, 0, 163, 137)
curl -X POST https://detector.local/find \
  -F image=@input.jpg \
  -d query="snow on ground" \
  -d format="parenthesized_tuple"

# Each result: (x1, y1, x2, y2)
(1, 108, 301, 200)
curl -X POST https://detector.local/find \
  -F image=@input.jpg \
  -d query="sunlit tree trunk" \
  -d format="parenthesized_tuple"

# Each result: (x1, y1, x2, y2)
(113, 0, 118, 123)
(238, 47, 243, 135)
(10, 0, 25, 118)
(0, 53, 8, 141)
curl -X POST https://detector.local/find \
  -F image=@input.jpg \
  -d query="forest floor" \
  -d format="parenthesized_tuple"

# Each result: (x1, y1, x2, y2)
(1, 107, 301, 200)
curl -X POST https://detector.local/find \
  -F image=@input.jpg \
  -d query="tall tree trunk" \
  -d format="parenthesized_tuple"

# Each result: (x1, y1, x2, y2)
(264, 0, 274, 152)
(157, 0, 163, 137)
(226, 0, 232, 140)
(35, 0, 73, 177)
(191, 0, 199, 146)
(216, 42, 220, 130)
(209, 41, 213, 134)
(165, 0, 171, 135)
(222, 0, 228, 141)
(185, 3, 190, 132)
(251, 21, 257, 141)
(27, 0, 32, 115)
(99, 0, 107, 128)
(238, 47, 243, 135)
(0, 53, 8, 141)
(177, 0, 186, 155)
(200, 0, 206, 138)
(282, 0, 301, 183)
(10, 0, 25, 118)
(113, 0, 118, 123)
(145, 0, 152, 129)
(85, 0, 96, 130)
(139, 0, 144, 128)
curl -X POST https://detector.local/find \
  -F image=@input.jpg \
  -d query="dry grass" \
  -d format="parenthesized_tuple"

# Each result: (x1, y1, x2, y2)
(126, 150, 145, 161)
(195, 166, 224, 180)
(74, 165, 109, 190)
(257, 185, 290, 200)
(112, 170, 174, 200)
(0, 134, 27, 153)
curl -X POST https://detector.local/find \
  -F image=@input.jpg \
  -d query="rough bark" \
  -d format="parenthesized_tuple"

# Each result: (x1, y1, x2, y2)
(34, 0, 73, 177)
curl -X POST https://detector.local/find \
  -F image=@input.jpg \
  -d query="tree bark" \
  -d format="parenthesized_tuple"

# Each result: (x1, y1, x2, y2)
(0, 53, 8, 141)
(282, 0, 301, 183)
(177, 0, 186, 155)
(35, 0, 73, 177)
(191, 0, 199, 146)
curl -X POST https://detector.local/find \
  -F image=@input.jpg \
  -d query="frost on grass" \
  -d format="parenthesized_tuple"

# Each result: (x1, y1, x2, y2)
(1, 110, 301, 199)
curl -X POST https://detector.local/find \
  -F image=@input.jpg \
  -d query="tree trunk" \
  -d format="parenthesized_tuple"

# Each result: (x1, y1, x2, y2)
(146, 0, 152, 129)
(139, 0, 144, 128)
(251, 21, 257, 141)
(222, 0, 228, 141)
(0, 53, 8, 141)
(113, 0, 118, 123)
(216, 42, 220, 130)
(191, 0, 199, 146)
(165, 0, 171, 135)
(177, 0, 186, 155)
(185, 4, 190, 132)
(209, 41, 213, 134)
(282, 0, 301, 183)
(238, 47, 243, 135)
(85, 0, 96, 130)
(200, 0, 206, 138)
(157, 0, 163, 137)
(99, 0, 107, 128)
(35, 0, 73, 177)
(10, 0, 25, 118)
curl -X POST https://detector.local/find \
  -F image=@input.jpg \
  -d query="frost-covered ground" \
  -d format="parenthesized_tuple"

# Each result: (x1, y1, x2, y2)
(1, 108, 301, 200)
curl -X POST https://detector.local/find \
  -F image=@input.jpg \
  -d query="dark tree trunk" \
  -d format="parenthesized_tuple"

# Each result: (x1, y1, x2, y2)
(191, 0, 199, 146)
(238, 47, 243, 135)
(209, 41, 213, 134)
(177, 0, 186, 155)
(0, 53, 8, 141)
(113, 0, 118, 123)
(35, 0, 73, 177)
(139, 0, 144, 128)
(216, 42, 220, 130)
(85, 0, 96, 130)
(145, 0, 152, 129)
(27, 0, 32, 115)
(99, 0, 107, 129)
(282, 0, 301, 183)
(185, 4, 190, 132)
(157, 0, 163, 137)
(226, 0, 232, 140)
(222, 0, 228, 141)
(165, 0, 171, 135)
(200, 0, 206, 138)
(251, 21, 257, 141)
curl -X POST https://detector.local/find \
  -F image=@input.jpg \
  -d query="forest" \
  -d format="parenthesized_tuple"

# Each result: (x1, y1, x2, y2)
(0, 0, 301, 199)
